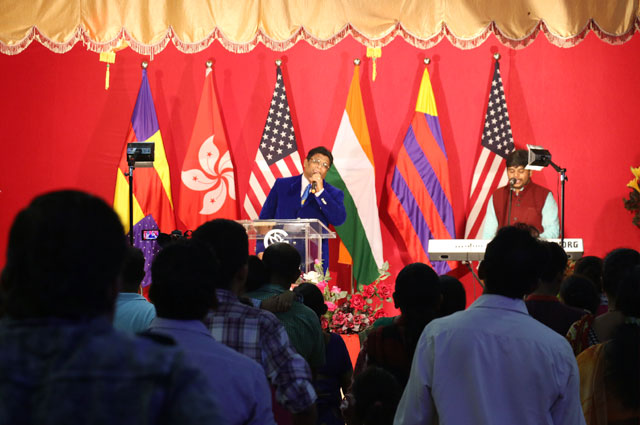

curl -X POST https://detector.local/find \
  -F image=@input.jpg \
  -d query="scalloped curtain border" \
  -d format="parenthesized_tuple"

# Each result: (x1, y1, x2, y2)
(1, 18, 639, 56)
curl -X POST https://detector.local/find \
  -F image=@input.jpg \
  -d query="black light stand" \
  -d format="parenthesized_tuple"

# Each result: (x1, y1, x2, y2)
(126, 153, 135, 246)
(124, 142, 155, 246)
(526, 145, 567, 245)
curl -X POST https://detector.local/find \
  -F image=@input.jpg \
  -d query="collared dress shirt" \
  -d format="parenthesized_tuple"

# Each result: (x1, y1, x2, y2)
(204, 288, 317, 414)
(0, 317, 223, 424)
(247, 284, 325, 369)
(148, 317, 275, 425)
(394, 294, 586, 425)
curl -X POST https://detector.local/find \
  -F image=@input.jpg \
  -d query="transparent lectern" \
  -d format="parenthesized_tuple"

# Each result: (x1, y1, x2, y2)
(237, 219, 336, 273)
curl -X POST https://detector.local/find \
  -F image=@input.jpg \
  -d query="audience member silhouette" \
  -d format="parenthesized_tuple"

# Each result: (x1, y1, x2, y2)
(248, 242, 325, 371)
(247, 254, 268, 293)
(525, 241, 587, 335)
(343, 366, 402, 425)
(577, 264, 640, 424)
(0, 190, 223, 424)
(394, 226, 586, 425)
(574, 256, 606, 315)
(148, 240, 276, 425)
(355, 263, 441, 389)
(437, 275, 466, 317)
(192, 218, 317, 425)
(295, 282, 353, 425)
(567, 248, 640, 356)
(113, 245, 156, 333)
(560, 274, 600, 315)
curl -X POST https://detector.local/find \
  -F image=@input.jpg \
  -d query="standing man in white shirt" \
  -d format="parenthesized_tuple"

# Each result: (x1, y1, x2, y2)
(394, 226, 586, 425)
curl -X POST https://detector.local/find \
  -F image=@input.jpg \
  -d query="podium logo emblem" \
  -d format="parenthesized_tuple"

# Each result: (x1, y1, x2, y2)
(264, 229, 288, 247)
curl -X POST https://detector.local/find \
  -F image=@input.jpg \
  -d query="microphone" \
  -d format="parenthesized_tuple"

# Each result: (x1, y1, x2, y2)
(311, 181, 317, 194)
(509, 178, 517, 188)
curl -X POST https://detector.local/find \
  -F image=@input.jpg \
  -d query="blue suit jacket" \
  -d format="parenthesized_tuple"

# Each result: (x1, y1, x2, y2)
(259, 175, 346, 269)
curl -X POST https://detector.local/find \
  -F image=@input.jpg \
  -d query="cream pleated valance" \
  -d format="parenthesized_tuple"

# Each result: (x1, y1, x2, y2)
(1, 0, 638, 55)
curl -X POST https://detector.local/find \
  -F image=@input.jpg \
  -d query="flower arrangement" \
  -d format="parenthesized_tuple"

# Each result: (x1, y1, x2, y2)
(623, 166, 640, 228)
(300, 260, 392, 334)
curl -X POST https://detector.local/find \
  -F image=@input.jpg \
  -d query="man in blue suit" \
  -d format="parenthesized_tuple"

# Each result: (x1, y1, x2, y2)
(259, 146, 346, 271)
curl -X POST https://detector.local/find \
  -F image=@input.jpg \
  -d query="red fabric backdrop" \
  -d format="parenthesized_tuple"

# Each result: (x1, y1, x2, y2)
(1, 33, 639, 306)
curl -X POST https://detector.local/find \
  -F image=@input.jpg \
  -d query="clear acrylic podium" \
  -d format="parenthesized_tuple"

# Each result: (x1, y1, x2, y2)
(237, 219, 336, 273)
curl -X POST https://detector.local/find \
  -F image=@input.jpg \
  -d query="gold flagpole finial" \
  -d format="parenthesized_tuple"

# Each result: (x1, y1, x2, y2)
(354, 58, 361, 65)
(206, 60, 213, 69)
(493, 53, 501, 60)
(424, 58, 431, 65)
(275, 59, 282, 66)
(141, 61, 148, 69)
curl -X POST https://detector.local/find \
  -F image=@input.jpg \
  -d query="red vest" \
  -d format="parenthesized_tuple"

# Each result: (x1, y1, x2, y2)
(492, 181, 550, 234)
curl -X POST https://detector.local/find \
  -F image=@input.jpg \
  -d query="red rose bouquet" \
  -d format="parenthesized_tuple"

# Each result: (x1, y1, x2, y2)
(300, 259, 392, 334)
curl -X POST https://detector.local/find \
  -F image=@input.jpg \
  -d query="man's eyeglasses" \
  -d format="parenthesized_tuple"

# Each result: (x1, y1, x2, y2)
(310, 159, 330, 170)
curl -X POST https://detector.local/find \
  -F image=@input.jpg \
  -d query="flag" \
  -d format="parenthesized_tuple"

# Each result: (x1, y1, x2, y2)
(178, 65, 237, 229)
(243, 64, 303, 219)
(113, 67, 175, 290)
(387, 65, 456, 275)
(325, 64, 383, 285)
(464, 60, 515, 239)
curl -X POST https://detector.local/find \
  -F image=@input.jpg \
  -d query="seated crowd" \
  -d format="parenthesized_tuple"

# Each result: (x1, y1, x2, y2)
(0, 189, 638, 425)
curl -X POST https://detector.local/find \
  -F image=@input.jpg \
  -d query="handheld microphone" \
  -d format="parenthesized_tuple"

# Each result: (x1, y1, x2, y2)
(311, 181, 317, 194)
(509, 178, 517, 188)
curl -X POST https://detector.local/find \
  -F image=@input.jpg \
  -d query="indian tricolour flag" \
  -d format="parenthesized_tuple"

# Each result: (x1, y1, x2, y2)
(325, 63, 383, 286)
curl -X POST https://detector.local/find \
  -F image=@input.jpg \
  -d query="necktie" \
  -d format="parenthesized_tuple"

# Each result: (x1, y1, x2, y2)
(301, 184, 311, 205)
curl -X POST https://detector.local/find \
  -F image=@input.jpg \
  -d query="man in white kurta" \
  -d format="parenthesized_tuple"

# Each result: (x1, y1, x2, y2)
(394, 226, 586, 425)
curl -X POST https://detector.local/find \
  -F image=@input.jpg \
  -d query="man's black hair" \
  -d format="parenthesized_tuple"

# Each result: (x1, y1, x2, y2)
(246, 255, 268, 293)
(478, 226, 546, 299)
(438, 275, 466, 317)
(539, 241, 568, 285)
(506, 149, 528, 168)
(1, 190, 127, 319)
(393, 263, 440, 313)
(262, 242, 301, 287)
(306, 146, 333, 167)
(120, 246, 146, 292)
(149, 240, 218, 320)
(191, 219, 248, 290)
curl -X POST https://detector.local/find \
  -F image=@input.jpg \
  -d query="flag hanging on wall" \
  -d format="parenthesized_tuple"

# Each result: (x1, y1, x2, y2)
(243, 63, 303, 219)
(178, 63, 237, 229)
(113, 67, 175, 235)
(387, 64, 456, 275)
(113, 66, 175, 291)
(325, 63, 383, 286)
(464, 59, 515, 239)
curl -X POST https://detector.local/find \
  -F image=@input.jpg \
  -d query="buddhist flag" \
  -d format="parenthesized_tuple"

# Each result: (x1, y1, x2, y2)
(178, 64, 237, 229)
(113, 67, 175, 289)
(387, 65, 455, 275)
(325, 63, 383, 285)
(464, 59, 515, 239)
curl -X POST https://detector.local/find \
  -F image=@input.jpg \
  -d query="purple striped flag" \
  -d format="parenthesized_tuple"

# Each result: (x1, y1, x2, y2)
(387, 66, 455, 274)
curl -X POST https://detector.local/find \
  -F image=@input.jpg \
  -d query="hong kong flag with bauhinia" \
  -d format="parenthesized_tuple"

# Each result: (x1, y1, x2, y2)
(178, 63, 238, 230)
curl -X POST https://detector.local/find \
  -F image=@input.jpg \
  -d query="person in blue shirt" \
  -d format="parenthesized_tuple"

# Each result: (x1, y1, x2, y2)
(113, 246, 156, 333)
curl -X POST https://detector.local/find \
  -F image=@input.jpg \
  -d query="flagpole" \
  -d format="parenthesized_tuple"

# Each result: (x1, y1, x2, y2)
(126, 60, 149, 246)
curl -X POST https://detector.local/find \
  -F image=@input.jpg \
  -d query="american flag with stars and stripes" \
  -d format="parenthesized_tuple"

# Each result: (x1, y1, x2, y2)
(243, 64, 303, 219)
(464, 59, 515, 239)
